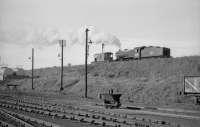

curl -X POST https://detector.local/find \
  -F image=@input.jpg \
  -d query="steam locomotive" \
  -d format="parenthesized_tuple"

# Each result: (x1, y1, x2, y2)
(94, 46, 171, 62)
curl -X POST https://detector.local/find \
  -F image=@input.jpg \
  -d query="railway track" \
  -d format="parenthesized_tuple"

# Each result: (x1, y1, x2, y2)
(0, 107, 59, 127)
(0, 94, 184, 127)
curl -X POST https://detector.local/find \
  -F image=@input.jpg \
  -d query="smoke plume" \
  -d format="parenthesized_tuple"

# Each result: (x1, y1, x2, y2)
(91, 32, 121, 48)
(0, 25, 61, 49)
(68, 26, 121, 48)
(0, 25, 121, 49)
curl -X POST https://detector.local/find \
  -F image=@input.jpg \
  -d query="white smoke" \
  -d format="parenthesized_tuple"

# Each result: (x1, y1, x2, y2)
(0, 26, 61, 49)
(68, 26, 121, 48)
(68, 26, 96, 45)
(28, 28, 60, 47)
(91, 32, 121, 48)
(0, 25, 121, 49)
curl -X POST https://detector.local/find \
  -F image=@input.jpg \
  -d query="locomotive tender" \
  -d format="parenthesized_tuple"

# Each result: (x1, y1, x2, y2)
(94, 46, 170, 62)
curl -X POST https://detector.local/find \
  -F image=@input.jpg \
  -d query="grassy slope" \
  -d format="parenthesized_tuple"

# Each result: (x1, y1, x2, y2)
(2, 56, 200, 109)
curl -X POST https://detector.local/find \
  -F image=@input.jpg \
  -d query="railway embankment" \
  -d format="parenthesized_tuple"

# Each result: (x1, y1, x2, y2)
(1, 56, 200, 109)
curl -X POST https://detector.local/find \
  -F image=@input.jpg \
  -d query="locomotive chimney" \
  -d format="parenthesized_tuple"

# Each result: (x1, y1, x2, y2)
(102, 43, 104, 53)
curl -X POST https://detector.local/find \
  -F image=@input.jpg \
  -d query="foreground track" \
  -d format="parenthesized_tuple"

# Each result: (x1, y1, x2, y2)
(0, 107, 56, 127)
(0, 92, 187, 127)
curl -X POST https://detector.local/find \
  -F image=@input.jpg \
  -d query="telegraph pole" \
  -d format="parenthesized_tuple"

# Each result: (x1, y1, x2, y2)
(102, 43, 104, 53)
(32, 48, 34, 90)
(60, 40, 64, 91)
(85, 28, 89, 98)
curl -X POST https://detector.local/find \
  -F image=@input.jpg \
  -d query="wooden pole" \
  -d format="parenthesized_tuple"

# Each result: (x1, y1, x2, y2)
(32, 48, 34, 90)
(60, 40, 64, 91)
(85, 28, 89, 98)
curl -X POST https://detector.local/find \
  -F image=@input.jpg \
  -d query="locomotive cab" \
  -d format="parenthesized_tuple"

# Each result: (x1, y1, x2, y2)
(133, 46, 146, 59)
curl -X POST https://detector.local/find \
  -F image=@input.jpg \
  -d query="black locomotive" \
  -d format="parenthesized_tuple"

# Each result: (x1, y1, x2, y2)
(94, 46, 170, 62)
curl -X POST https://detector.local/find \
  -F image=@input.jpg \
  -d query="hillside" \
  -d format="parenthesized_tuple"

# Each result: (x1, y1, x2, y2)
(1, 56, 200, 109)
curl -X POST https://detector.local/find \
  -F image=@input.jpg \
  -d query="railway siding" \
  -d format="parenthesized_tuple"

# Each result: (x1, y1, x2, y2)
(0, 97, 184, 127)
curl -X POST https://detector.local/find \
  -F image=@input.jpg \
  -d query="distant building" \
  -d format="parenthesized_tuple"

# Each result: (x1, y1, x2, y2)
(0, 66, 26, 81)
(0, 67, 14, 81)
(68, 63, 72, 67)
(12, 68, 26, 76)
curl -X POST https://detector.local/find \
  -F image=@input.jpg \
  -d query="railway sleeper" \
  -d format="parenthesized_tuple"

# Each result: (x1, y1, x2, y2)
(135, 122, 151, 127)
(101, 116, 112, 121)
(61, 114, 70, 119)
(95, 119, 128, 127)
(92, 114, 100, 119)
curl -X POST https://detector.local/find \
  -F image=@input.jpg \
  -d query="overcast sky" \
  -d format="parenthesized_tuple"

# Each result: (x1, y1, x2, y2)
(0, 0, 200, 69)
